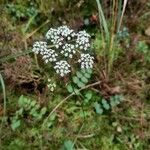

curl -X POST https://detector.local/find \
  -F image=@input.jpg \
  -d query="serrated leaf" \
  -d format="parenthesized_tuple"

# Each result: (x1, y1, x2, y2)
(76, 71, 83, 78)
(77, 81, 85, 88)
(67, 84, 74, 93)
(81, 76, 88, 83)
(94, 102, 103, 114)
(73, 76, 80, 84)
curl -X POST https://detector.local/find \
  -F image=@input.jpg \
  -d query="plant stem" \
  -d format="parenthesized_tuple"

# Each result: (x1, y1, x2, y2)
(41, 81, 101, 129)
(108, 0, 117, 76)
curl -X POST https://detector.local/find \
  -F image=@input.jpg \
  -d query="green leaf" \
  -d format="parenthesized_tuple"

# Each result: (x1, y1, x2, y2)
(62, 140, 74, 150)
(77, 81, 85, 88)
(76, 71, 83, 78)
(16, 108, 24, 116)
(73, 88, 80, 95)
(84, 98, 89, 103)
(18, 95, 25, 106)
(35, 104, 40, 110)
(110, 98, 116, 107)
(30, 108, 39, 117)
(30, 100, 37, 107)
(40, 107, 47, 115)
(86, 68, 92, 74)
(94, 102, 103, 114)
(85, 91, 92, 100)
(81, 76, 88, 83)
(101, 99, 107, 105)
(102, 102, 110, 110)
(81, 69, 86, 74)
(67, 84, 74, 93)
(11, 120, 21, 131)
(101, 99, 110, 110)
(84, 73, 91, 79)
(73, 76, 80, 84)
(50, 112, 56, 121)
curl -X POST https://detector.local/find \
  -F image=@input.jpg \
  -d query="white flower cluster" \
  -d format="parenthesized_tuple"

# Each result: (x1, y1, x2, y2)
(76, 31, 91, 51)
(78, 53, 94, 69)
(54, 60, 71, 77)
(46, 26, 76, 49)
(42, 49, 58, 63)
(32, 41, 47, 54)
(57, 26, 75, 38)
(32, 25, 94, 77)
(32, 41, 58, 63)
(47, 79, 56, 92)
(46, 28, 63, 49)
(61, 43, 76, 58)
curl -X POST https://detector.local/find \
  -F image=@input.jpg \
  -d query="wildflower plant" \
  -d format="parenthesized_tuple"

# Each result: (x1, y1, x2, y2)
(32, 26, 94, 77)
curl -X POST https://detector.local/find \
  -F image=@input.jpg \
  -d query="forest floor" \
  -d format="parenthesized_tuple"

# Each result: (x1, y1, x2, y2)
(0, 1, 150, 150)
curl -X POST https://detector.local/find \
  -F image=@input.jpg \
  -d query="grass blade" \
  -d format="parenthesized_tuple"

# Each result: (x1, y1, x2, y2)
(0, 73, 6, 117)
(96, 0, 110, 41)
(118, 0, 128, 31)
(0, 73, 6, 136)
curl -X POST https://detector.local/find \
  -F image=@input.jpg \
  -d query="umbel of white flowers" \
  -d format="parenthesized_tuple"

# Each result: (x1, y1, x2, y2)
(32, 25, 94, 77)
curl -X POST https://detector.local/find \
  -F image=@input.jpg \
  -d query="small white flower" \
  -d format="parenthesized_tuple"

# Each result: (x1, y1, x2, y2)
(32, 41, 47, 54)
(67, 36, 71, 40)
(61, 43, 76, 58)
(54, 60, 71, 77)
(78, 53, 94, 69)
(76, 30, 91, 51)
(42, 49, 58, 63)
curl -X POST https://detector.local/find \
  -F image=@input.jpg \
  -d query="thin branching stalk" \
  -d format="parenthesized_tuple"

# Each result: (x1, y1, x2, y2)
(73, 123, 84, 148)
(41, 81, 101, 129)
